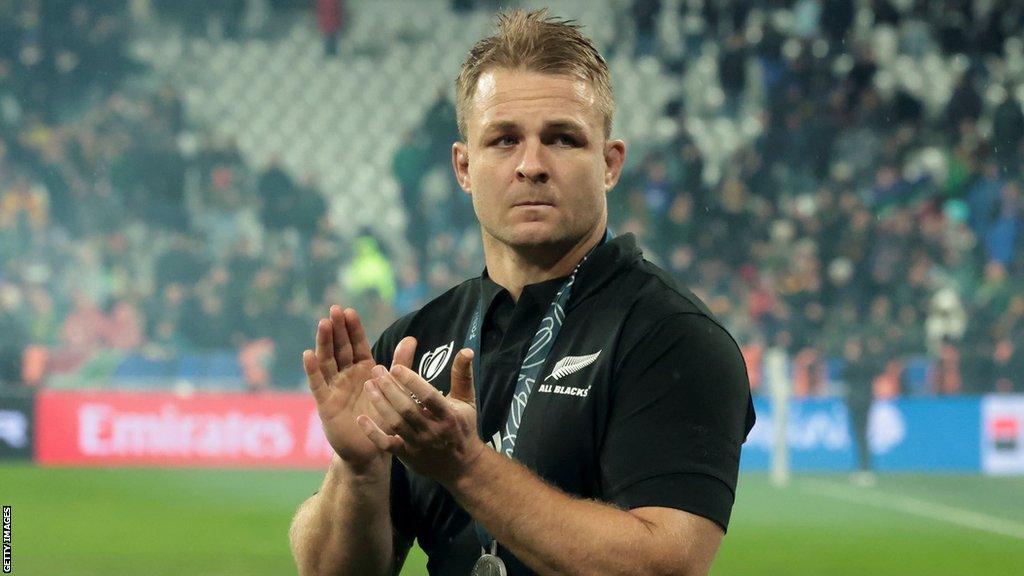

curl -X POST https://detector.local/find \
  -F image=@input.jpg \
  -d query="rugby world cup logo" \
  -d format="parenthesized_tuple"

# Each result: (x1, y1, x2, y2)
(418, 341, 454, 383)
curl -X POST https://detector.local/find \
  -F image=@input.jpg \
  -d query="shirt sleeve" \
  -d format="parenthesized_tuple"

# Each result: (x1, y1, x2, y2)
(601, 312, 755, 532)
(370, 309, 419, 367)
(371, 326, 396, 369)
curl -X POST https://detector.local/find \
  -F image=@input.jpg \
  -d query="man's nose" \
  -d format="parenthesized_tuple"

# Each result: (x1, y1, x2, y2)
(515, 139, 549, 184)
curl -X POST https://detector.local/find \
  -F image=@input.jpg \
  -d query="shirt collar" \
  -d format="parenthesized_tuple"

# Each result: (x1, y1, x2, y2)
(476, 231, 642, 312)
(567, 232, 642, 309)
(479, 269, 567, 314)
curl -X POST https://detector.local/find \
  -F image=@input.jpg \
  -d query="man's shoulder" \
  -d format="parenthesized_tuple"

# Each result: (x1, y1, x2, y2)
(619, 257, 717, 323)
(577, 233, 712, 323)
(602, 256, 745, 361)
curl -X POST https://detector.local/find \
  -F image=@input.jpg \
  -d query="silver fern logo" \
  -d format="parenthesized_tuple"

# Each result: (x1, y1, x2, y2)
(544, 351, 602, 381)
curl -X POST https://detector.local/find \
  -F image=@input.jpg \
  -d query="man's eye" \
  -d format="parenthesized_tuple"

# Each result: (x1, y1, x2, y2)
(494, 136, 517, 146)
(554, 134, 579, 146)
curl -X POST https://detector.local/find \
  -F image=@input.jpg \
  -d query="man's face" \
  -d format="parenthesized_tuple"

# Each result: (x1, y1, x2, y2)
(453, 68, 625, 251)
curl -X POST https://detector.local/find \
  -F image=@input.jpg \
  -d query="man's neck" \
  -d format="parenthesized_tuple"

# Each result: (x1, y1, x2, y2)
(483, 225, 605, 302)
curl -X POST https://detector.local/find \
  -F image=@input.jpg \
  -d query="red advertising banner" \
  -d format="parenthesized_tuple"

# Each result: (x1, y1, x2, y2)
(35, 390, 335, 468)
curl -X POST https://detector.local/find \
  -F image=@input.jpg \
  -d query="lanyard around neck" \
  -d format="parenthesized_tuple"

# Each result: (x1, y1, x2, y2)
(463, 230, 610, 555)
(463, 229, 610, 457)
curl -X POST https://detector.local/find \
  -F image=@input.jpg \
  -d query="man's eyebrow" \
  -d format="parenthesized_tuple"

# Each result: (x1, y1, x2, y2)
(542, 120, 587, 133)
(482, 121, 521, 134)
(481, 119, 587, 133)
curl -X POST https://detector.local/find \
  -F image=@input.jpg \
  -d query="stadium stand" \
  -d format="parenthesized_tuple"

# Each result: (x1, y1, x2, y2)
(0, 0, 1021, 396)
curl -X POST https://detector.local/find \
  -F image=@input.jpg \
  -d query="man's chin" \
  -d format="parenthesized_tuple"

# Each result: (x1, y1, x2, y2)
(495, 222, 586, 253)
(503, 222, 571, 246)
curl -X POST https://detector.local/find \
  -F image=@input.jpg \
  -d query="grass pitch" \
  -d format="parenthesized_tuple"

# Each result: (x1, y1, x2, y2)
(1, 464, 1022, 575)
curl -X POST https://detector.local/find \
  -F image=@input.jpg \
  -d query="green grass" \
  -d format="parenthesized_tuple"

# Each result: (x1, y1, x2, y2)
(1, 464, 1022, 575)
(718, 474, 1024, 576)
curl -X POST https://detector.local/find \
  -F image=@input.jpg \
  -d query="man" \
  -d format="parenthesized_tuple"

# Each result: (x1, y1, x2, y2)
(289, 9, 755, 575)
(841, 333, 880, 486)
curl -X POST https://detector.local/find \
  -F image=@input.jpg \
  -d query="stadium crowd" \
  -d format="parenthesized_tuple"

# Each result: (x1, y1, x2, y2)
(0, 0, 1021, 396)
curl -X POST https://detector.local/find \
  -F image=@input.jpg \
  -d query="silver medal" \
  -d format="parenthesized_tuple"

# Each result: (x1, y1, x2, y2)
(471, 541, 507, 576)
(471, 554, 507, 576)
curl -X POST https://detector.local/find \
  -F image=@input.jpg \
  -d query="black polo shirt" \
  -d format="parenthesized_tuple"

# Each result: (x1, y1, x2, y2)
(370, 233, 755, 576)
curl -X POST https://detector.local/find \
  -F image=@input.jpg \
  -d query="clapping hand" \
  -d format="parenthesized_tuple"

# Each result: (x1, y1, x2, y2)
(356, 339, 486, 485)
(303, 305, 415, 476)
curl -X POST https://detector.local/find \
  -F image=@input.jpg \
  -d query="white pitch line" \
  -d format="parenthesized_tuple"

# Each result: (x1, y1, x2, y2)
(801, 478, 1024, 541)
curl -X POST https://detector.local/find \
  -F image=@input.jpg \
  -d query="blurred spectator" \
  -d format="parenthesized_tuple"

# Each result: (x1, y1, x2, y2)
(105, 297, 145, 351)
(393, 131, 430, 260)
(62, 289, 101, 346)
(316, 0, 346, 57)
(968, 160, 1004, 241)
(791, 0, 821, 39)
(631, 0, 661, 59)
(2, 0, 1023, 399)
(975, 261, 1012, 326)
(821, 0, 855, 46)
(306, 226, 345, 306)
(257, 159, 300, 232)
(156, 233, 209, 291)
(925, 288, 966, 357)
(422, 89, 460, 169)
(180, 273, 233, 351)
(933, 337, 963, 395)
(395, 263, 428, 316)
(269, 292, 314, 389)
(945, 70, 983, 134)
(719, 33, 747, 116)
(992, 94, 1024, 172)
(984, 181, 1020, 266)
(451, 0, 475, 13)
(991, 330, 1022, 394)
(344, 236, 396, 310)
(843, 334, 882, 484)
(0, 283, 28, 387)
(639, 154, 672, 219)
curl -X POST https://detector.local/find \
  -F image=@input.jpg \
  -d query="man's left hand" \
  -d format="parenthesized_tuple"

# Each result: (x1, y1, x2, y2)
(356, 337, 486, 485)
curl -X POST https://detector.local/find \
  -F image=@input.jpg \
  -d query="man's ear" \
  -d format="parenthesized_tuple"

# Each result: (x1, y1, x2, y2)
(452, 141, 471, 194)
(603, 139, 626, 192)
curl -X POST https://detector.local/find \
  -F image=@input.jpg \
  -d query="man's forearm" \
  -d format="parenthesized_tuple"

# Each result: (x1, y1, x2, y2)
(444, 448, 707, 576)
(290, 454, 395, 576)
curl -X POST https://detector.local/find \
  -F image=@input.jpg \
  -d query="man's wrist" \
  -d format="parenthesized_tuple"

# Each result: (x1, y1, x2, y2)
(331, 453, 392, 488)
(444, 440, 493, 495)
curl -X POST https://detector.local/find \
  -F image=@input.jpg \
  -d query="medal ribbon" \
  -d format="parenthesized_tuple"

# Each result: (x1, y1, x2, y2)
(462, 230, 611, 555)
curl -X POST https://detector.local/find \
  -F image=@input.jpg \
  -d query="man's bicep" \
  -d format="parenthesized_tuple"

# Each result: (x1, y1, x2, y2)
(630, 506, 723, 576)
(602, 313, 753, 532)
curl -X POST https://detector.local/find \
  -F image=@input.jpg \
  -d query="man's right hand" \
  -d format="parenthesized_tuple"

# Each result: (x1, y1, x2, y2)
(303, 305, 415, 476)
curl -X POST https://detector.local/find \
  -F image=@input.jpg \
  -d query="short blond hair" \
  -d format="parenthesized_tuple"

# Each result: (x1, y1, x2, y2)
(455, 9, 615, 141)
